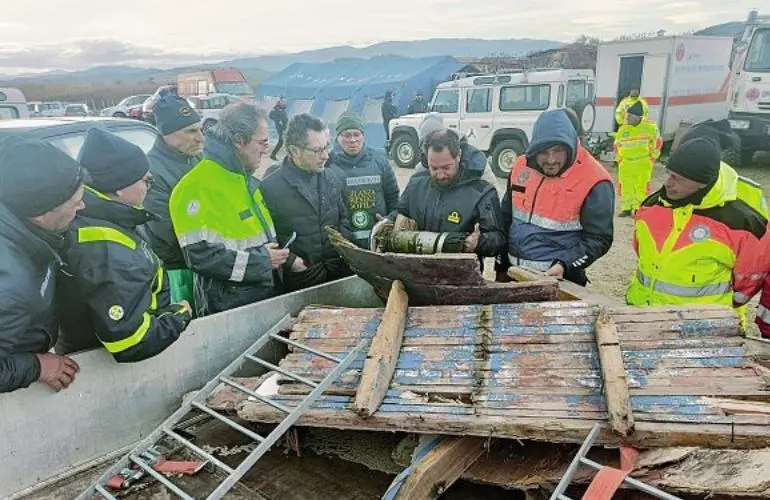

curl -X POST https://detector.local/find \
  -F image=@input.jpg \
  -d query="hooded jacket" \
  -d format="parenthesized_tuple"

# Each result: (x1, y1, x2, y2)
(628, 163, 769, 308)
(261, 157, 353, 292)
(0, 203, 62, 392)
(396, 142, 505, 257)
(327, 144, 400, 248)
(501, 110, 614, 283)
(144, 137, 200, 269)
(169, 135, 279, 315)
(57, 188, 191, 362)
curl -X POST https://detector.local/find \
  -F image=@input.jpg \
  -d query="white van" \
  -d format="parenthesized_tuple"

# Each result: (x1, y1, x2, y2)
(0, 88, 29, 120)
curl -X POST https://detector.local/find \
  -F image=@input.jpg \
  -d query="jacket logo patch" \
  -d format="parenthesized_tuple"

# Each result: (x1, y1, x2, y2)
(178, 106, 193, 117)
(187, 200, 200, 216)
(447, 211, 461, 224)
(517, 169, 530, 184)
(352, 210, 370, 229)
(689, 225, 711, 243)
(108, 305, 125, 321)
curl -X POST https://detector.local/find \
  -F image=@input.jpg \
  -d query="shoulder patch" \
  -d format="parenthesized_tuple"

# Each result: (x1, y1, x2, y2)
(108, 305, 125, 321)
(447, 211, 461, 224)
(187, 200, 200, 216)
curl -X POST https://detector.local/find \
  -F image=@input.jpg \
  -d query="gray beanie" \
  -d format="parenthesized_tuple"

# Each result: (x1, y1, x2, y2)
(418, 113, 445, 141)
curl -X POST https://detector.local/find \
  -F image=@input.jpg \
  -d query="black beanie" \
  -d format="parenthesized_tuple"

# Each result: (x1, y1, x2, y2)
(154, 94, 201, 136)
(667, 137, 720, 185)
(626, 101, 644, 117)
(0, 137, 86, 217)
(78, 128, 149, 193)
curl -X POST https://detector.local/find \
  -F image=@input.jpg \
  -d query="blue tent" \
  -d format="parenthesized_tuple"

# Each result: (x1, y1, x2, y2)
(257, 55, 464, 149)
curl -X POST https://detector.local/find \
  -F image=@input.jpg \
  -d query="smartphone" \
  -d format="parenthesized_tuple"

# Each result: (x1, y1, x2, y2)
(282, 232, 297, 249)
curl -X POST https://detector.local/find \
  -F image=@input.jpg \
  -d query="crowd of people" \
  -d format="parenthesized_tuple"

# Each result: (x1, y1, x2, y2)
(1, 88, 769, 395)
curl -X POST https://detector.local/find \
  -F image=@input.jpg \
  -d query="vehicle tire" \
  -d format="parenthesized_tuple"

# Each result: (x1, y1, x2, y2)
(391, 133, 419, 168)
(490, 139, 525, 179)
(203, 119, 217, 133)
(741, 148, 756, 167)
(721, 147, 742, 168)
(570, 100, 596, 135)
(112, 112, 126, 118)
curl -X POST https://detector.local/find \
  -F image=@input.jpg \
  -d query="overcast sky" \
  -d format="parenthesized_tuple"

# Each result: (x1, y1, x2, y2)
(0, 0, 758, 74)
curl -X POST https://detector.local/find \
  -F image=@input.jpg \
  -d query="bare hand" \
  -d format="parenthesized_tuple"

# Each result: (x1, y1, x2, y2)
(291, 257, 308, 272)
(546, 262, 565, 279)
(178, 300, 192, 315)
(266, 242, 290, 269)
(463, 223, 481, 253)
(36, 353, 79, 392)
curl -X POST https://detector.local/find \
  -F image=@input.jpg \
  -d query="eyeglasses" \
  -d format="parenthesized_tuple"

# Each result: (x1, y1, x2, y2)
(301, 143, 332, 155)
(143, 173, 155, 190)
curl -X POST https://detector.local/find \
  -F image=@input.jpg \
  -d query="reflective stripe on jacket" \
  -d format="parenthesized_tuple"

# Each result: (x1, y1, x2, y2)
(627, 164, 769, 309)
(614, 121, 661, 167)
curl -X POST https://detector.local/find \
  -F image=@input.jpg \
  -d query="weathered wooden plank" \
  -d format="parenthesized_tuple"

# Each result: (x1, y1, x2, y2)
(354, 280, 408, 418)
(595, 308, 635, 436)
(237, 403, 770, 449)
(394, 437, 487, 500)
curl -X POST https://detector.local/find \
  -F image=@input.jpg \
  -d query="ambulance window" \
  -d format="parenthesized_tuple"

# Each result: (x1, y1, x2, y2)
(432, 90, 459, 114)
(557, 85, 565, 107)
(745, 29, 770, 72)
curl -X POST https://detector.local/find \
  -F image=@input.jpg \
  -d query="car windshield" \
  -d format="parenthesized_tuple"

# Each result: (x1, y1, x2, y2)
(215, 82, 252, 96)
(745, 29, 770, 72)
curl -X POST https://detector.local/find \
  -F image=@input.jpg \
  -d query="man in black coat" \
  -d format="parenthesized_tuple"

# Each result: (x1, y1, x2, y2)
(144, 94, 203, 304)
(396, 128, 505, 259)
(0, 137, 86, 393)
(56, 128, 192, 362)
(381, 90, 398, 142)
(269, 97, 289, 160)
(261, 113, 353, 292)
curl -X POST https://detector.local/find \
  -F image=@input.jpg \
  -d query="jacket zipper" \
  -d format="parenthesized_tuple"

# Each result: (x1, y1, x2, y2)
(528, 176, 547, 224)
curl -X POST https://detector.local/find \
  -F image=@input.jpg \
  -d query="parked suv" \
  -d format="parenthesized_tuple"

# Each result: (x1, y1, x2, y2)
(100, 94, 151, 118)
(388, 69, 596, 178)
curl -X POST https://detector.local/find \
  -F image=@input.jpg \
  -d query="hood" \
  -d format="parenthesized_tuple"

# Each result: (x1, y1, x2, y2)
(330, 143, 371, 169)
(79, 187, 155, 229)
(457, 142, 488, 184)
(524, 110, 578, 175)
(0, 202, 61, 263)
(203, 133, 246, 176)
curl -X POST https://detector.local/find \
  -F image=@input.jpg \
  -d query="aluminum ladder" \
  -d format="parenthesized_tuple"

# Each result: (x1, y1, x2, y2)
(549, 424, 683, 500)
(78, 315, 365, 500)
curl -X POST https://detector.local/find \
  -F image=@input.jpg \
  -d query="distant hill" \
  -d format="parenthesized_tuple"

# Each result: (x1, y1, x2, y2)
(0, 37, 562, 106)
(695, 21, 745, 40)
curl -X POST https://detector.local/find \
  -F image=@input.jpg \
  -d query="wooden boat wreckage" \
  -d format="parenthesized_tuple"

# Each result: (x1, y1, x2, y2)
(199, 229, 770, 498)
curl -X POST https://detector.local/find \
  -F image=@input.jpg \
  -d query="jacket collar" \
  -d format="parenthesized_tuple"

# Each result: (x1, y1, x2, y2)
(153, 136, 200, 166)
(203, 134, 247, 176)
(281, 157, 322, 214)
(79, 187, 154, 229)
(330, 143, 369, 168)
(0, 202, 62, 264)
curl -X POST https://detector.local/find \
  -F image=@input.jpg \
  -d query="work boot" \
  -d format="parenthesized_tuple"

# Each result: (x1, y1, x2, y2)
(619, 210, 633, 218)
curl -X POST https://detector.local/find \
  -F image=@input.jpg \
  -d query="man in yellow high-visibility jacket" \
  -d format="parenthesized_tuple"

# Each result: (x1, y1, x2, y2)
(615, 88, 650, 126)
(614, 101, 662, 217)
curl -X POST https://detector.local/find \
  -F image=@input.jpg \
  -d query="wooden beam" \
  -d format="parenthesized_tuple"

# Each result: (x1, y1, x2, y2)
(701, 397, 770, 416)
(394, 436, 487, 500)
(595, 308, 635, 437)
(353, 280, 409, 418)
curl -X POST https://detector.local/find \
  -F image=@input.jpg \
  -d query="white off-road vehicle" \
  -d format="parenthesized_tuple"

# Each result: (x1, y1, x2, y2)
(388, 69, 596, 178)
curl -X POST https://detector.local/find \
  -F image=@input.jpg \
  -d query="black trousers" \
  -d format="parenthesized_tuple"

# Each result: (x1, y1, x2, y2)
(271, 130, 284, 158)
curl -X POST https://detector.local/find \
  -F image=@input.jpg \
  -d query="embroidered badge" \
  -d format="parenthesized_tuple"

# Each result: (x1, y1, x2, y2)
(178, 106, 193, 117)
(187, 199, 200, 216)
(352, 210, 370, 229)
(516, 169, 530, 184)
(447, 211, 461, 224)
(689, 224, 711, 243)
(108, 305, 125, 321)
